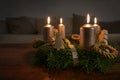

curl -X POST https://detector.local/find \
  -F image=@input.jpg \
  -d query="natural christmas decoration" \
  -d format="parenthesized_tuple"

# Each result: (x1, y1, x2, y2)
(93, 29, 118, 59)
(33, 29, 118, 73)
(32, 15, 119, 73)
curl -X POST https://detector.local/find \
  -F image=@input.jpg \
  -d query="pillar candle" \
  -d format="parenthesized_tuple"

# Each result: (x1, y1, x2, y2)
(44, 16, 54, 42)
(93, 17, 101, 39)
(58, 18, 65, 39)
(80, 14, 96, 49)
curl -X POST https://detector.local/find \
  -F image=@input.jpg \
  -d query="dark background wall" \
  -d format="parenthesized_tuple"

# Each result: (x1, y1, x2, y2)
(0, 0, 120, 21)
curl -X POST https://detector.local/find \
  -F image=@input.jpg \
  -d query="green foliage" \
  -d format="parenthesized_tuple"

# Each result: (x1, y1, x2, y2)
(33, 45, 51, 66)
(73, 40, 118, 73)
(33, 40, 46, 48)
(76, 47, 117, 73)
(47, 48, 73, 69)
(108, 41, 120, 51)
(33, 39, 118, 73)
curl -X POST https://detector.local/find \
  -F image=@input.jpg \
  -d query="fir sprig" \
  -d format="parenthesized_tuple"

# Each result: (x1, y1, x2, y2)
(33, 39, 118, 73)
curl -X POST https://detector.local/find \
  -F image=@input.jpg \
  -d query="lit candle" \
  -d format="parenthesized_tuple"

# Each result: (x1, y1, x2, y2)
(93, 17, 101, 39)
(58, 18, 65, 39)
(44, 16, 54, 42)
(80, 14, 96, 49)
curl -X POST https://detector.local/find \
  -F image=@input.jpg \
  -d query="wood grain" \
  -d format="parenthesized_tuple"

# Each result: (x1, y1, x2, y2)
(0, 44, 120, 80)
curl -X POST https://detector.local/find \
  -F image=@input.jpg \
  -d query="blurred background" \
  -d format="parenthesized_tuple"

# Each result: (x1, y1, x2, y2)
(0, 0, 120, 21)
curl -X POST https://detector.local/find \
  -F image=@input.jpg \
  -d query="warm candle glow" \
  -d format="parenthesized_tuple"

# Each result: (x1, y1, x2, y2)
(58, 17, 65, 39)
(60, 18, 63, 24)
(87, 14, 90, 24)
(47, 16, 50, 24)
(94, 17, 97, 24)
(84, 13, 92, 27)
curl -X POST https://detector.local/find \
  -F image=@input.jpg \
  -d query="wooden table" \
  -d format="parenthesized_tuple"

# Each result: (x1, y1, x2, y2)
(0, 44, 120, 80)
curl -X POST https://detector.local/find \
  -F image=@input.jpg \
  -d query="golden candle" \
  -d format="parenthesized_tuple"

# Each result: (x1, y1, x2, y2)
(58, 18, 65, 39)
(80, 14, 96, 49)
(93, 17, 101, 39)
(44, 16, 54, 42)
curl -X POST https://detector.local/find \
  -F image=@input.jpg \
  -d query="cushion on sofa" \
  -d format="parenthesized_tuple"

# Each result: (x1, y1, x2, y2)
(99, 21, 120, 33)
(72, 14, 86, 34)
(6, 16, 37, 34)
(51, 17, 59, 28)
(35, 18, 45, 34)
(28, 17, 37, 32)
(62, 17, 72, 34)
(0, 20, 8, 34)
(72, 13, 94, 34)
(35, 17, 59, 34)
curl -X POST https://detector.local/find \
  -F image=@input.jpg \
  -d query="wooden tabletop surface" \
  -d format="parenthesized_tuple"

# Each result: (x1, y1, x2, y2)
(0, 44, 120, 80)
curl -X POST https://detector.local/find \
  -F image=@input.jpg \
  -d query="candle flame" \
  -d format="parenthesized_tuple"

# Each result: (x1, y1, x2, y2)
(60, 18, 63, 24)
(87, 13, 90, 24)
(94, 17, 97, 24)
(47, 16, 50, 24)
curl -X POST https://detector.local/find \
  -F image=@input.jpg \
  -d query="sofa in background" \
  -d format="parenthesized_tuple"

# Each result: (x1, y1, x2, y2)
(0, 16, 72, 44)
(0, 15, 120, 44)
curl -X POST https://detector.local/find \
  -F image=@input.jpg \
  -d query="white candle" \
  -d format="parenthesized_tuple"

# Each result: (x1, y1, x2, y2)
(80, 14, 96, 49)
(44, 16, 54, 42)
(93, 17, 101, 39)
(58, 18, 65, 39)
